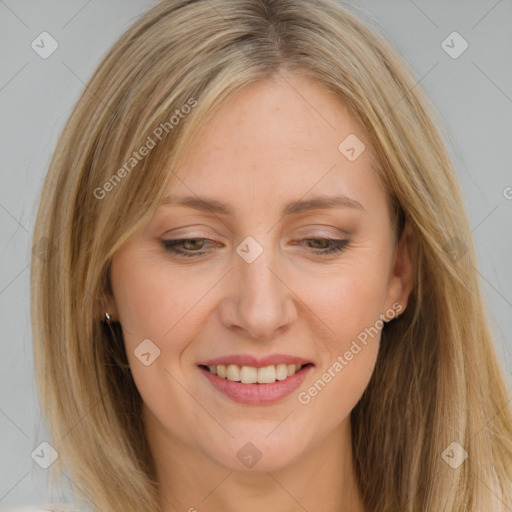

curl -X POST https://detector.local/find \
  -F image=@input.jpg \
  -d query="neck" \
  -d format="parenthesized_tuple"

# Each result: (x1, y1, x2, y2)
(145, 408, 366, 512)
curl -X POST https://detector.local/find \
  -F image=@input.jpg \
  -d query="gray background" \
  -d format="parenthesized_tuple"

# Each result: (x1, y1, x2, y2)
(1, 0, 511, 508)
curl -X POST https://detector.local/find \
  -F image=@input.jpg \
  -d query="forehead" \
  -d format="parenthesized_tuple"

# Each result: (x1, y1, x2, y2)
(166, 75, 385, 213)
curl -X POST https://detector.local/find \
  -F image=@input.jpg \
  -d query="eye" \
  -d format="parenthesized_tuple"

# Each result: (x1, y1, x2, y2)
(294, 238, 349, 255)
(162, 238, 217, 257)
(162, 237, 349, 258)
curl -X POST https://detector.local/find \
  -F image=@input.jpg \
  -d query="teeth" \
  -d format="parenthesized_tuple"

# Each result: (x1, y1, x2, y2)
(240, 365, 258, 384)
(257, 365, 276, 383)
(206, 363, 304, 383)
(226, 364, 240, 382)
(276, 364, 288, 381)
(217, 364, 227, 378)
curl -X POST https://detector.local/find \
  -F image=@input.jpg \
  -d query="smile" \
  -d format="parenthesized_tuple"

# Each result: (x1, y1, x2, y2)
(201, 363, 308, 384)
(198, 360, 314, 405)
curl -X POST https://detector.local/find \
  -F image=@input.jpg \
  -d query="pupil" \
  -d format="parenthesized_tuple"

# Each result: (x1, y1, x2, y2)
(186, 239, 202, 249)
(312, 239, 327, 248)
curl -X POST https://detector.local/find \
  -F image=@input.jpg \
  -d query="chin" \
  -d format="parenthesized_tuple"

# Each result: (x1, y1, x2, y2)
(205, 432, 309, 473)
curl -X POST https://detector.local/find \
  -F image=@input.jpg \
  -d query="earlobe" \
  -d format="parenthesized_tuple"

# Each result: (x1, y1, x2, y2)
(385, 220, 416, 317)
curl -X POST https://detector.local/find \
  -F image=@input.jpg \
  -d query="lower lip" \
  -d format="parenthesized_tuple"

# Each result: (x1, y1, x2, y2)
(199, 365, 314, 405)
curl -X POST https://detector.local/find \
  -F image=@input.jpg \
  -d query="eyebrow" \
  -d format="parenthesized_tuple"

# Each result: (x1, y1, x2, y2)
(160, 193, 364, 216)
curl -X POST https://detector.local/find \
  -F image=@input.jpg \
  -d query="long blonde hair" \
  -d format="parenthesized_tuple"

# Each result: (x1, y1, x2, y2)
(31, 1, 512, 510)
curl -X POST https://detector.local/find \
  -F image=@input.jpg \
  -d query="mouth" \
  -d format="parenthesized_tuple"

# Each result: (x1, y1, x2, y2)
(197, 357, 315, 405)
(198, 362, 313, 384)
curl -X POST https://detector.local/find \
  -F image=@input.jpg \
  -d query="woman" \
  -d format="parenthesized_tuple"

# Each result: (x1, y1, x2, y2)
(28, 0, 512, 511)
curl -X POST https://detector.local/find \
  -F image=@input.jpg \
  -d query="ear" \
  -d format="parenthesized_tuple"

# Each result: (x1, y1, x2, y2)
(384, 220, 416, 319)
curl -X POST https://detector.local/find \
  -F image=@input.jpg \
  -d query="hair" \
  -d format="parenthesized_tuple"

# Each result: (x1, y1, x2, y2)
(30, 0, 512, 511)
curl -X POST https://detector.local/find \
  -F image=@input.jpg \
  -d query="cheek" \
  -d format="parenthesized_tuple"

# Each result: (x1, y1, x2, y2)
(110, 255, 215, 433)
(110, 252, 221, 406)
(296, 282, 382, 423)
(111, 251, 207, 346)
(292, 254, 388, 412)
(296, 341, 378, 437)
(302, 254, 392, 346)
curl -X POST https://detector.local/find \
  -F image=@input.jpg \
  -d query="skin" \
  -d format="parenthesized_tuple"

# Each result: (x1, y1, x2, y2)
(107, 73, 415, 512)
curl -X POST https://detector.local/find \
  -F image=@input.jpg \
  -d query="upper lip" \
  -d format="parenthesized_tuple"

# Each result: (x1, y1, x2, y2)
(198, 353, 314, 368)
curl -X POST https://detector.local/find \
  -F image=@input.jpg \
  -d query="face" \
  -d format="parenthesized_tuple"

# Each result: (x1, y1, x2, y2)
(108, 74, 413, 473)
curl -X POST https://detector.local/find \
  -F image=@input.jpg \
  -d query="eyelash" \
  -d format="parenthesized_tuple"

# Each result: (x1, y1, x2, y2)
(161, 237, 349, 258)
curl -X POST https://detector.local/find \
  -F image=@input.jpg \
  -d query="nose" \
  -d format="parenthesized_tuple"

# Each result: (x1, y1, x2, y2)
(218, 243, 298, 340)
